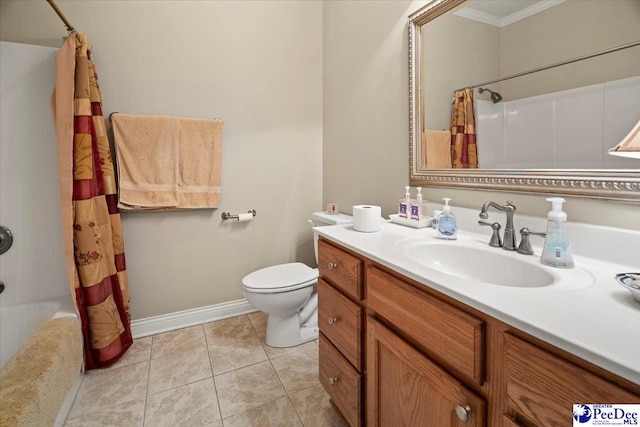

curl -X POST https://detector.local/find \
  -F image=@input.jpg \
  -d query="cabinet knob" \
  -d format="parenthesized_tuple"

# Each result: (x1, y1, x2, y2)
(455, 405, 471, 422)
(328, 317, 338, 325)
(329, 377, 338, 385)
(328, 262, 338, 270)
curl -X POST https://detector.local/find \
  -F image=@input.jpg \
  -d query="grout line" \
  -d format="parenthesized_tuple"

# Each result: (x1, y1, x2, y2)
(206, 339, 224, 426)
(269, 354, 290, 396)
(286, 393, 305, 427)
(141, 347, 153, 427)
(81, 312, 331, 426)
(221, 394, 293, 424)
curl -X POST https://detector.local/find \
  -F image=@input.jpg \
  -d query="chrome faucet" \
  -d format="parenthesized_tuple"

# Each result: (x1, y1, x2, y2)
(479, 201, 517, 251)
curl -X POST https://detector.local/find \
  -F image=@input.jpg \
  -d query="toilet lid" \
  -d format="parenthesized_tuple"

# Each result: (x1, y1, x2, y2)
(242, 263, 318, 292)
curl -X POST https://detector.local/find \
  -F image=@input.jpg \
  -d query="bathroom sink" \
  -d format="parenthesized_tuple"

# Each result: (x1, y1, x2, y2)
(396, 239, 555, 287)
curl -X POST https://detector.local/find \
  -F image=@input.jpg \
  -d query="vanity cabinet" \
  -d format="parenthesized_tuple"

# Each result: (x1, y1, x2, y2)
(317, 238, 640, 427)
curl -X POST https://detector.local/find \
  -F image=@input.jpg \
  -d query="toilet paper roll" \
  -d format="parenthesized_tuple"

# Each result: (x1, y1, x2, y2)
(353, 205, 382, 232)
(237, 213, 254, 222)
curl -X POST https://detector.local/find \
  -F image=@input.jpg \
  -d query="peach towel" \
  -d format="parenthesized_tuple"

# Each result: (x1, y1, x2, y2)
(112, 114, 223, 210)
(423, 130, 452, 169)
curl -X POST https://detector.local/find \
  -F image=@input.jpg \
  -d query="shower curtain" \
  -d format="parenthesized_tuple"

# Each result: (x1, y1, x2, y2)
(51, 33, 132, 369)
(451, 88, 478, 168)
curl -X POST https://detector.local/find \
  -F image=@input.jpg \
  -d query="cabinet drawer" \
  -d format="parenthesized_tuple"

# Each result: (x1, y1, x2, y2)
(367, 266, 485, 385)
(320, 333, 362, 427)
(318, 239, 362, 300)
(318, 279, 362, 370)
(504, 333, 640, 427)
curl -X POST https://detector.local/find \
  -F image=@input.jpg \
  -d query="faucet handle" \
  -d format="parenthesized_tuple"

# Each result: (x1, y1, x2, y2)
(478, 220, 502, 248)
(517, 227, 546, 255)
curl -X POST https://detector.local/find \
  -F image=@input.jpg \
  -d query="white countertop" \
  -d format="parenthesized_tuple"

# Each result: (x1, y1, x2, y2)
(317, 221, 640, 384)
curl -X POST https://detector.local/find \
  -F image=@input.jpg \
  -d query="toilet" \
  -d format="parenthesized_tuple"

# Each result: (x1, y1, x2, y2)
(242, 211, 353, 348)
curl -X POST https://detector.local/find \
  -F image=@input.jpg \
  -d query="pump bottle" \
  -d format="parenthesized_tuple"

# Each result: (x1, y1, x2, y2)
(540, 198, 574, 268)
(411, 187, 427, 221)
(436, 198, 457, 240)
(399, 186, 411, 218)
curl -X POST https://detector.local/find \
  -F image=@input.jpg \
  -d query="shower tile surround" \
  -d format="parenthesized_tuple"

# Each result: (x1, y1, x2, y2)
(475, 76, 640, 169)
(64, 313, 346, 427)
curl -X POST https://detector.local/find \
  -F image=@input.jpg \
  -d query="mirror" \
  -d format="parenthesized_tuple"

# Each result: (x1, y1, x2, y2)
(409, 0, 640, 201)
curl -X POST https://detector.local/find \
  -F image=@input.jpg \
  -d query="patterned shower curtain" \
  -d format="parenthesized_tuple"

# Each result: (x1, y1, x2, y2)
(51, 33, 132, 369)
(451, 88, 478, 168)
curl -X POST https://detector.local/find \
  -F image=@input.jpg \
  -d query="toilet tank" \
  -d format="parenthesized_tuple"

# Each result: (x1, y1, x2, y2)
(311, 212, 353, 264)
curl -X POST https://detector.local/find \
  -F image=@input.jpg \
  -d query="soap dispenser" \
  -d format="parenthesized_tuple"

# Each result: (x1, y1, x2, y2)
(410, 187, 426, 221)
(540, 197, 574, 268)
(399, 186, 411, 218)
(436, 198, 457, 240)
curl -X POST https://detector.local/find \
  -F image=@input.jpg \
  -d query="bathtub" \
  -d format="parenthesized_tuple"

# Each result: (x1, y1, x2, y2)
(0, 296, 76, 368)
(0, 296, 83, 427)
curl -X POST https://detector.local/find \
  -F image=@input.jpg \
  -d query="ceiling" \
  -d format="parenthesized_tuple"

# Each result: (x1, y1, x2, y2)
(455, 0, 566, 27)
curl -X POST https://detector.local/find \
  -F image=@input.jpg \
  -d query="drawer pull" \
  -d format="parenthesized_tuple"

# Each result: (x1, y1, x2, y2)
(328, 262, 338, 270)
(328, 317, 338, 325)
(329, 376, 339, 385)
(455, 405, 471, 422)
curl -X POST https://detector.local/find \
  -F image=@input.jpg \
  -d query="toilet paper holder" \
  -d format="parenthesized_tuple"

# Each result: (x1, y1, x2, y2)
(222, 209, 257, 221)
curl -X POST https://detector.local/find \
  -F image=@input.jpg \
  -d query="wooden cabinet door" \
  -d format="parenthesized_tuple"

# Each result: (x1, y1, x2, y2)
(367, 317, 486, 427)
(504, 333, 640, 426)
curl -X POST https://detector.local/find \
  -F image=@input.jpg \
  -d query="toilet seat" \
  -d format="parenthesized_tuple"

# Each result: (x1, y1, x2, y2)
(242, 262, 318, 294)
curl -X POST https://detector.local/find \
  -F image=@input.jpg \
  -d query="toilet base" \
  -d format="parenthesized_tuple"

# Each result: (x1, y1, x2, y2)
(265, 312, 319, 348)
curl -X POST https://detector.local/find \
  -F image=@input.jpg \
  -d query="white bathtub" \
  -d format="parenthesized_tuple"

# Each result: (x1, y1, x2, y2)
(0, 295, 77, 369)
(0, 295, 82, 427)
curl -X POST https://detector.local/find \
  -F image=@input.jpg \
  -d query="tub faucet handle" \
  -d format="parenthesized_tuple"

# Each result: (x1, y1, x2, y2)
(0, 225, 13, 256)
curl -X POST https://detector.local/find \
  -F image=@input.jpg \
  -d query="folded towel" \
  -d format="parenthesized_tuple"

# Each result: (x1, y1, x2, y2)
(112, 114, 222, 210)
(423, 130, 452, 169)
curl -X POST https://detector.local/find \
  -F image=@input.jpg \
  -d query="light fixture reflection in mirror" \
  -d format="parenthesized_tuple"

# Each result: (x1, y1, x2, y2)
(609, 120, 640, 160)
(408, 0, 640, 201)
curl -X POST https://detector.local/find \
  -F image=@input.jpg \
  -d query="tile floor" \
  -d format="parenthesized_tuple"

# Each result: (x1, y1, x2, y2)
(64, 312, 347, 427)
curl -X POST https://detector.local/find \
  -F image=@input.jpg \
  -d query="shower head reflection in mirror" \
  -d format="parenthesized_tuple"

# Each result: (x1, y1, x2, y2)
(477, 88, 502, 104)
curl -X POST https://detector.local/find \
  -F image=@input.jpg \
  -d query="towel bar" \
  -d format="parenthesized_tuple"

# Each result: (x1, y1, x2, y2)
(222, 210, 256, 221)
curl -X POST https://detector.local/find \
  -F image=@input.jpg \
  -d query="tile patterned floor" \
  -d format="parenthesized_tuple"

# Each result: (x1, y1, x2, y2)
(65, 312, 347, 427)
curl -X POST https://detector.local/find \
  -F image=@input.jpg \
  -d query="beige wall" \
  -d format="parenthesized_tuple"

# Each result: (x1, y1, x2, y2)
(323, 0, 417, 217)
(322, 0, 640, 231)
(0, 0, 323, 319)
(1, 0, 638, 320)
(500, 0, 640, 101)
(422, 13, 500, 130)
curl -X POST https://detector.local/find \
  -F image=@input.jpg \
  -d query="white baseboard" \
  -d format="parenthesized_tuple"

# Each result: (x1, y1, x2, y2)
(131, 299, 257, 338)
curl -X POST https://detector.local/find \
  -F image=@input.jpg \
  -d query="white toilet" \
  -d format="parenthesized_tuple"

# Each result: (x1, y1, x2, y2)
(242, 211, 353, 348)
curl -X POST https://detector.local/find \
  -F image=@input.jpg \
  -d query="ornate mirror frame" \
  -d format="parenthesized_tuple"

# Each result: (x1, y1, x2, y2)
(409, 0, 640, 202)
